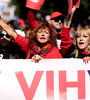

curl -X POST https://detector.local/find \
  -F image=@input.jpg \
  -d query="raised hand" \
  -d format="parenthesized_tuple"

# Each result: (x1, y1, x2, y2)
(64, 6, 76, 28)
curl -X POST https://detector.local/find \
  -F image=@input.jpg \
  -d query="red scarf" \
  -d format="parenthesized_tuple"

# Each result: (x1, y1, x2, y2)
(30, 44, 53, 58)
(81, 51, 89, 55)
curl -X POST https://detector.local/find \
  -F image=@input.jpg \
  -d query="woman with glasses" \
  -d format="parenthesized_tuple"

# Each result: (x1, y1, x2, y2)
(0, 19, 62, 62)
(0, 27, 26, 59)
(27, 9, 65, 50)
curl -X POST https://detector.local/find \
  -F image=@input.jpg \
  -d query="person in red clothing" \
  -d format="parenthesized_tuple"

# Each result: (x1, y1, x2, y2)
(60, 6, 90, 63)
(0, 19, 62, 62)
(26, 0, 66, 50)
(27, 10, 65, 33)
(27, 9, 65, 50)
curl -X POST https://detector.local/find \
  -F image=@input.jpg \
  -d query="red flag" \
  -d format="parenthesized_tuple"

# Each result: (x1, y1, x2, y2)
(68, 0, 73, 14)
(26, 0, 45, 10)
(73, 0, 80, 8)
(68, 0, 80, 14)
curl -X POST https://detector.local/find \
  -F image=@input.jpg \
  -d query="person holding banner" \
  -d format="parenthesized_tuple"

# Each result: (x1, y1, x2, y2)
(0, 18, 62, 62)
(60, 6, 90, 63)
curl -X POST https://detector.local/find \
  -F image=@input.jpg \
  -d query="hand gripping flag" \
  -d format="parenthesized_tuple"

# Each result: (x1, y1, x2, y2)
(68, 0, 80, 14)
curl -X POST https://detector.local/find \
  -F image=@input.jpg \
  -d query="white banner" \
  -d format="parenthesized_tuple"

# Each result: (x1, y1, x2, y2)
(0, 59, 90, 100)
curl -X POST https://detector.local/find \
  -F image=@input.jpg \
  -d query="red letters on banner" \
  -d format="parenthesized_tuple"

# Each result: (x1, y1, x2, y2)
(46, 71, 54, 100)
(16, 71, 43, 99)
(59, 71, 85, 99)
(15, 71, 85, 100)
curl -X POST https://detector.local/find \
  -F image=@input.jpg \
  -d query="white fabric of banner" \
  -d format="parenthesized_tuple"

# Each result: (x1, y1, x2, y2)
(0, 59, 90, 100)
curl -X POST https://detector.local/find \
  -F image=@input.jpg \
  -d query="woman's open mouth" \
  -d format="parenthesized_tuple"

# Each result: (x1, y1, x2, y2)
(79, 42, 84, 45)
(40, 37, 45, 40)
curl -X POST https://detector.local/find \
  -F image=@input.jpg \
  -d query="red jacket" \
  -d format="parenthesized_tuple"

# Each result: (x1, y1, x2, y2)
(60, 27, 90, 58)
(60, 26, 72, 55)
(14, 34, 62, 59)
(27, 10, 38, 30)
(27, 10, 72, 56)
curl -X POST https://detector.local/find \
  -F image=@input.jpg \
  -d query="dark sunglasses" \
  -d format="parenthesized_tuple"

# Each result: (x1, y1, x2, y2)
(0, 33, 11, 39)
(52, 16, 64, 23)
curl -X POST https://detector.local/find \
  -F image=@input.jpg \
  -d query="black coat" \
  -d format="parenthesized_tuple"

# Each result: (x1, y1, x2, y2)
(0, 41, 26, 59)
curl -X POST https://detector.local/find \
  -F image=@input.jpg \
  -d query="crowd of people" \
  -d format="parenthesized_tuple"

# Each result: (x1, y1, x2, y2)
(0, 2, 90, 63)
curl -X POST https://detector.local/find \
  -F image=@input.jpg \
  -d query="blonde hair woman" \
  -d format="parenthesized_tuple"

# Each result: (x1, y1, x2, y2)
(60, 6, 90, 63)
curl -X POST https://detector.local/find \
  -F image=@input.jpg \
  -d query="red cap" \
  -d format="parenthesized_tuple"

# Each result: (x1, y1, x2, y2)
(50, 12, 65, 20)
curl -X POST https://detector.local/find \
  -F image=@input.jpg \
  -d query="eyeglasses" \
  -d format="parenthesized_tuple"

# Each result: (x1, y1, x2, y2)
(52, 16, 64, 23)
(0, 33, 11, 39)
